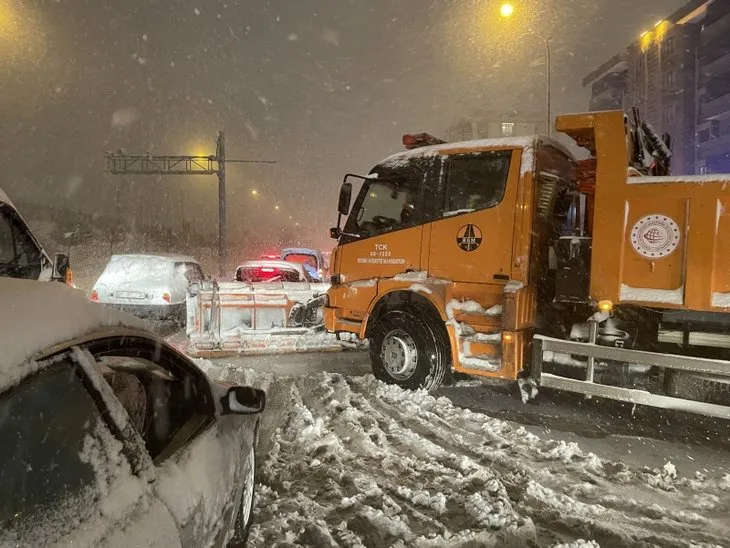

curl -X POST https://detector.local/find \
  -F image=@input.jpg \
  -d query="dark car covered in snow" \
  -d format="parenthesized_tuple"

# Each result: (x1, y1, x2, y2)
(0, 278, 264, 547)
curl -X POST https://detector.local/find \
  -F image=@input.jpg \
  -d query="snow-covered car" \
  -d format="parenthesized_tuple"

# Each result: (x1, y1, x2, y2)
(234, 259, 314, 283)
(91, 253, 205, 324)
(0, 278, 264, 547)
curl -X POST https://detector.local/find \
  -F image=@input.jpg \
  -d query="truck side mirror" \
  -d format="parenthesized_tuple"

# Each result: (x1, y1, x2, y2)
(338, 182, 352, 216)
(52, 253, 70, 282)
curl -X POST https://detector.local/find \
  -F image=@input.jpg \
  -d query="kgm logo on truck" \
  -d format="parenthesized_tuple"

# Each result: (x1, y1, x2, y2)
(456, 224, 483, 252)
(630, 214, 681, 258)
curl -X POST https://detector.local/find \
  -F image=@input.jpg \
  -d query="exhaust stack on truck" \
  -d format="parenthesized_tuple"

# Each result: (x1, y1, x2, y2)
(324, 109, 730, 419)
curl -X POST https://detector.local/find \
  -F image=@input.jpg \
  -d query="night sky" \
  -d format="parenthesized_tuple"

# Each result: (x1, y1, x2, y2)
(0, 0, 686, 249)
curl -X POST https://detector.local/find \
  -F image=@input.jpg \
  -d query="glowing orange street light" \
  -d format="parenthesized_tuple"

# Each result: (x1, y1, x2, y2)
(500, 3, 515, 18)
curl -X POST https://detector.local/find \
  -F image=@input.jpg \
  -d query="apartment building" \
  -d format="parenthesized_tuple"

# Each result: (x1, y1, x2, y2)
(584, 0, 730, 174)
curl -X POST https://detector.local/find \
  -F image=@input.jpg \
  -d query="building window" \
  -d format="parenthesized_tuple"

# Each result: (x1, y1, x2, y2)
(711, 120, 721, 139)
(663, 70, 676, 89)
(664, 37, 675, 56)
(664, 102, 677, 124)
(699, 129, 710, 143)
(501, 122, 514, 137)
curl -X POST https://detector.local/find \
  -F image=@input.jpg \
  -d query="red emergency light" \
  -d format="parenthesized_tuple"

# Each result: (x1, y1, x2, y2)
(402, 132, 447, 150)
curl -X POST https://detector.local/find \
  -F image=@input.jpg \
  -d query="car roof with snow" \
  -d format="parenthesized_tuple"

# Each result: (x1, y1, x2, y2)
(0, 278, 147, 390)
(110, 253, 199, 263)
(237, 260, 305, 274)
(282, 247, 322, 257)
(377, 134, 575, 172)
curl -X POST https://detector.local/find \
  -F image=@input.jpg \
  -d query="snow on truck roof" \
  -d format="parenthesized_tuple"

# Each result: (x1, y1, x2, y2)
(0, 278, 146, 390)
(378, 135, 574, 176)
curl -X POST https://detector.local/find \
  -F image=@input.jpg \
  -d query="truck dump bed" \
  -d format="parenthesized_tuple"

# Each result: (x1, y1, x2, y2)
(557, 110, 730, 312)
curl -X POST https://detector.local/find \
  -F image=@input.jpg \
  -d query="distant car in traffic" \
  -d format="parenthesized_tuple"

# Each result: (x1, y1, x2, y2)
(0, 277, 264, 547)
(91, 253, 205, 324)
(235, 259, 314, 283)
(281, 248, 326, 282)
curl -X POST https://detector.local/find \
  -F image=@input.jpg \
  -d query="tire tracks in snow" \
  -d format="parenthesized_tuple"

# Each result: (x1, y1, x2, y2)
(199, 362, 730, 547)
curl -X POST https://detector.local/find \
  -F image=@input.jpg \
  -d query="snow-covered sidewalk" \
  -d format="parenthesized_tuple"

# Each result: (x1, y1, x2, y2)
(200, 362, 730, 547)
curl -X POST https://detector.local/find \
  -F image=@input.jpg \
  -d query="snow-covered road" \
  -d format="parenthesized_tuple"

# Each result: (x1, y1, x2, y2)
(200, 355, 730, 547)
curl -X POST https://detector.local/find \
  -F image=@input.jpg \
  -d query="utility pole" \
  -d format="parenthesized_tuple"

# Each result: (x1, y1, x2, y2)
(104, 133, 276, 276)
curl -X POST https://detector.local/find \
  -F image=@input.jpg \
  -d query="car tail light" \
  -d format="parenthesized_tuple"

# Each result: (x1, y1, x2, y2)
(65, 268, 74, 287)
(162, 292, 171, 303)
(90, 290, 98, 301)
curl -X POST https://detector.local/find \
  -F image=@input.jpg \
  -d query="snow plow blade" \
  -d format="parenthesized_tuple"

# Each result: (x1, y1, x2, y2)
(532, 335, 730, 420)
(184, 280, 344, 357)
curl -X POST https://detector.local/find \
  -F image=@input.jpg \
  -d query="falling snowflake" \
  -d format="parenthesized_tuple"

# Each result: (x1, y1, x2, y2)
(194, 8, 200, 15)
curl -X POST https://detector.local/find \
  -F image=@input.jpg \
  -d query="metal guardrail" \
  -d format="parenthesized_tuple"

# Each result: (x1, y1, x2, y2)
(532, 334, 730, 420)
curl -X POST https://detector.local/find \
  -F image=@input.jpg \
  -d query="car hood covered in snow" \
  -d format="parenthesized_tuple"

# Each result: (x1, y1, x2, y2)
(0, 278, 147, 389)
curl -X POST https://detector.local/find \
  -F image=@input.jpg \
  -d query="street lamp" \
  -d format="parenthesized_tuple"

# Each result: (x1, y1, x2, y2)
(500, 3, 515, 18)
(497, 4, 552, 135)
(251, 189, 259, 197)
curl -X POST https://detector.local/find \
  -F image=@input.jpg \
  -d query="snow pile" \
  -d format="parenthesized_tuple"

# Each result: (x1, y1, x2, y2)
(200, 365, 730, 547)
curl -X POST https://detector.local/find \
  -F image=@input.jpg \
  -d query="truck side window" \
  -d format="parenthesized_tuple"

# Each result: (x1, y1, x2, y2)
(0, 207, 43, 280)
(444, 151, 511, 216)
(347, 165, 424, 239)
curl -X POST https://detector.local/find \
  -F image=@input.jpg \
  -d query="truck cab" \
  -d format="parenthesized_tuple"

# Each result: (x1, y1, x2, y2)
(0, 188, 71, 285)
(326, 131, 576, 389)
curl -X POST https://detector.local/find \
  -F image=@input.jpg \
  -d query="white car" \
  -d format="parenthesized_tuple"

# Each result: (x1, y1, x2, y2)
(0, 277, 264, 547)
(92, 254, 205, 323)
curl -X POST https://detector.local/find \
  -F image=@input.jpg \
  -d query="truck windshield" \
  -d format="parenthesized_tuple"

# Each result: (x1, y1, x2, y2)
(344, 160, 427, 240)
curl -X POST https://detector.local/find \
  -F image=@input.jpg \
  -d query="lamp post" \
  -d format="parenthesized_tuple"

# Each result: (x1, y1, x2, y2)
(499, 3, 552, 135)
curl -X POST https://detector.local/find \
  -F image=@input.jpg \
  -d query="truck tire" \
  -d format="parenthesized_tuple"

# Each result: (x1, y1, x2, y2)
(369, 309, 447, 392)
(666, 371, 730, 406)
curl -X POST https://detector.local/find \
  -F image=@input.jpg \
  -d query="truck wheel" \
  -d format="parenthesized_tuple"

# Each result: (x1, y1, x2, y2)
(369, 309, 447, 392)
(666, 371, 730, 406)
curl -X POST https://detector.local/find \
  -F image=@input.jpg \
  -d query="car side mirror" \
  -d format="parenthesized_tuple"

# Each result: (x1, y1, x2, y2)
(52, 253, 70, 282)
(221, 386, 266, 415)
(329, 227, 341, 239)
(338, 182, 352, 216)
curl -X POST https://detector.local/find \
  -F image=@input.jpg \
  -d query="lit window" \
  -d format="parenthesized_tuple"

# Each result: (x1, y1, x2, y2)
(501, 122, 514, 137)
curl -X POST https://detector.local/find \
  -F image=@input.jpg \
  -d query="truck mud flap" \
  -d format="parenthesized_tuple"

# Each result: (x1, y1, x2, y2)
(184, 280, 342, 357)
(532, 334, 730, 420)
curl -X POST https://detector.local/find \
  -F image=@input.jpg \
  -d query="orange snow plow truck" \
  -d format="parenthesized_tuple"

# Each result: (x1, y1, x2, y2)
(324, 109, 730, 419)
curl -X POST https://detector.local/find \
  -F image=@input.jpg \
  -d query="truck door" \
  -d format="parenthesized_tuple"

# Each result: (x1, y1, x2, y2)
(337, 157, 437, 281)
(428, 149, 521, 284)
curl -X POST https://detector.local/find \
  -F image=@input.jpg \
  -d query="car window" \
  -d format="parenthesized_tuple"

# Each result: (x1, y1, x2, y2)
(283, 253, 318, 269)
(237, 266, 300, 283)
(0, 207, 43, 280)
(89, 339, 214, 465)
(100, 256, 173, 285)
(443, 151, 512, 216)
(0, 358, 135, 545)
(174, 262, 204, 283)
